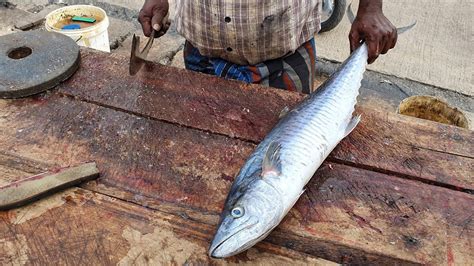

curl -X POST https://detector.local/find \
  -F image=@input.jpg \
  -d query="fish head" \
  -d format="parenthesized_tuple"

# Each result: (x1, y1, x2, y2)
(209, 177, 283, 258)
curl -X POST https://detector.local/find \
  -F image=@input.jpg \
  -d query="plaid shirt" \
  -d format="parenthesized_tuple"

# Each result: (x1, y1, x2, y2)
(174, 0, 322, 65)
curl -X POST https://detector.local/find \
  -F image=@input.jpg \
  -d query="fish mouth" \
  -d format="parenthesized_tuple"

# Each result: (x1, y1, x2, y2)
(209, 216, 259, 258)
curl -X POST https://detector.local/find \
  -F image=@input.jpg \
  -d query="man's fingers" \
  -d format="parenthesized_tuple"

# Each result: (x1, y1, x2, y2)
(152, 23, 161, 32)
(384, 27, 397, 54)
(138, 0, 169, 38)
(380, 34, 390, 55)
(350, 8, 397, 63)
(138, 12, 152, 37)
(367, 40, 380, 64)
(382, 27, 397, 54)
(151, 9, 167, 33)
(155, 22, 170, 37)
(390, 29, 398, 49)
(349, 29, 361, 53)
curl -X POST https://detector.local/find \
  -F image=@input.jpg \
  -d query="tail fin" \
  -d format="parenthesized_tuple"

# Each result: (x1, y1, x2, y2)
(396, 22, 417, 34)
(347, 3, 416, 34)
(347, 3, 356, 24)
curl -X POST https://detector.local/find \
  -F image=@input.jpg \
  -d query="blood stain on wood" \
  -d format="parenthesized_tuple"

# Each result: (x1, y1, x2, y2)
(447, 246, 454, 266)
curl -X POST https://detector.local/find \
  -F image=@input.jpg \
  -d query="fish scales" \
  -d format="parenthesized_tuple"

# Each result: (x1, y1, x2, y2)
(209, 7, 415, 256)
(209, 44, 368, 258)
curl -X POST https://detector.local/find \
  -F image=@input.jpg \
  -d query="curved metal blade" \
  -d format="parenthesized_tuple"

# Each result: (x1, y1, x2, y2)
(129, 30, 155, 76)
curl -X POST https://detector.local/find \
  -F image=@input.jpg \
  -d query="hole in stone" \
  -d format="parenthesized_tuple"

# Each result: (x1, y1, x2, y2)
(8, 46, 32, 60)
(397, 95, 469, 129)
(225, 16, 231, 23)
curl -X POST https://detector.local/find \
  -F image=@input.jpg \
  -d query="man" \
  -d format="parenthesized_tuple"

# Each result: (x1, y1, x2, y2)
(138, 0, 397, 94)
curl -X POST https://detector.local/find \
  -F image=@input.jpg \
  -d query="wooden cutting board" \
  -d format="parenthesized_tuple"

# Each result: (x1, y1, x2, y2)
(0, 49, 472, 265)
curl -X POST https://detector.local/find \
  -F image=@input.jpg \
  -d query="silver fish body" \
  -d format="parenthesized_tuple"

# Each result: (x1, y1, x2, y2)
(209, 43, 369, 258)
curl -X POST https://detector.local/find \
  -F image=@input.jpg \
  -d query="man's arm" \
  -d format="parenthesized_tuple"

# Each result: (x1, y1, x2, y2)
(349, 0, 397, 64)
(138, 0, 170, 37)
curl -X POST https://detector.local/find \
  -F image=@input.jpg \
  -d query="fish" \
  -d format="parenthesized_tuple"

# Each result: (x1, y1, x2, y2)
(208, 6, 415, 258)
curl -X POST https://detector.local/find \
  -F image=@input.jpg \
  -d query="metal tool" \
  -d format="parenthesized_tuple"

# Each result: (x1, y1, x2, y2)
(129, 29, 155, 76)
(0, 162, 99, 210)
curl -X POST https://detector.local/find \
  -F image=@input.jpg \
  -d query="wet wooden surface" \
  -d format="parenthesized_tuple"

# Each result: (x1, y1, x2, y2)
(0, 49, 473, 265)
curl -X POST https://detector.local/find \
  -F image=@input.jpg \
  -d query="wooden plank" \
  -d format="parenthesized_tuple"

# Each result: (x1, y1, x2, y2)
(0, 95, 472, 264)
(0, 150, 52, 186)
(332, 109, 474, 192)
(56, 50, 474, 191)
(0, 187, 334, 265)
(81, 162, 473, 265)
(283, 163, 473, 265)
(0, 95, 253, 213)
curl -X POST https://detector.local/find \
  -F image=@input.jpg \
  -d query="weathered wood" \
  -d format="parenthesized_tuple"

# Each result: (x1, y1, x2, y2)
(331, 109, 474, 191)
(0, 150, 53, 186)
(0, 187, 334, 265)
(0, 94, 472, 264)
(0, 162, 99, 210)
(0, 95, 254, 214)
(83, 162, 474, 265)
(56, 50, 474, 191)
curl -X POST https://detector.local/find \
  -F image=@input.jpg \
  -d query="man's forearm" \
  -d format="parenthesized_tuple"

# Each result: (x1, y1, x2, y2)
(358, 0, 383, 13)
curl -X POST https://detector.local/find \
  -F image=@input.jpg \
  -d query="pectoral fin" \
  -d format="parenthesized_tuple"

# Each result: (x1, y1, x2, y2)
(279, 106, 290, 118)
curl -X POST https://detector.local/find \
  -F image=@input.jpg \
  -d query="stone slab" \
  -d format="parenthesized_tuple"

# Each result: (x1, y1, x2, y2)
(0, 31, 80, 98)
(14, 4, 62, 30)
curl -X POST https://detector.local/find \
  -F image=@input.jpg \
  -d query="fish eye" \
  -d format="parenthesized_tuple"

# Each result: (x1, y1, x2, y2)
(231, 206, 244, 218)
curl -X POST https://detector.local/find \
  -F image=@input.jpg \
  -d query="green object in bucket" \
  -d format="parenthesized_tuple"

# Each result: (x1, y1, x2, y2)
(72, 16, 96, 23)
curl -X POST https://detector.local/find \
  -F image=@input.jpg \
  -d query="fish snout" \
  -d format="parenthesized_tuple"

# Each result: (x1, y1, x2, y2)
(208, 215, 259, 258)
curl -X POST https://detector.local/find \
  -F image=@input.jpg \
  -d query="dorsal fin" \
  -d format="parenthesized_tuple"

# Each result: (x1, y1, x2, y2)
(279, 106, 290, 118)
(347, 3, 416, 34)
(261, 142, 282, 178)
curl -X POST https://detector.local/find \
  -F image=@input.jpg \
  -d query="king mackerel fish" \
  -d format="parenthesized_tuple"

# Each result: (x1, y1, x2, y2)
(209, 7, 415, 258)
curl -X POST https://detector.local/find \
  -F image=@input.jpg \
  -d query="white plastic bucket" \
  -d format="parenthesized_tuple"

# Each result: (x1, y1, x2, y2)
(45, 5, 110, 52)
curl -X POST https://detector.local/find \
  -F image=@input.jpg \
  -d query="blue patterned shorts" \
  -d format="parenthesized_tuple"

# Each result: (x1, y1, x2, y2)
(183, 39, 316, 94)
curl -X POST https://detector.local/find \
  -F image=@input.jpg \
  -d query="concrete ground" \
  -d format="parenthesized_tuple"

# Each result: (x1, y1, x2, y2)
(1, 0, 473, 128)
(316, 0, 473, 97)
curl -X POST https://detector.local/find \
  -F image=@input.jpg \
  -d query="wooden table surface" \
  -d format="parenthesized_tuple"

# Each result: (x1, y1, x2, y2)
(0, 50, 472, 265)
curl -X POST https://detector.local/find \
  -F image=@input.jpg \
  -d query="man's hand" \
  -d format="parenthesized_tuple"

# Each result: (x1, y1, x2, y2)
(138, 0, 170, 38)
(349, 0, 397, 64)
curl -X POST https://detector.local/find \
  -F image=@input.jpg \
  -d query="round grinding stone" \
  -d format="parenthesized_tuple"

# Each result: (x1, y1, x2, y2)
(0, 31, 80, 98)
